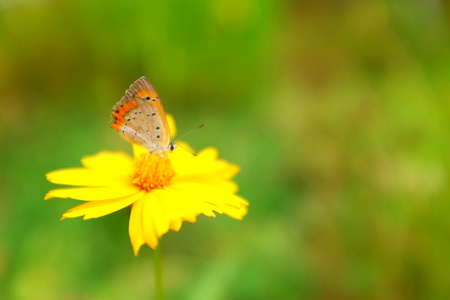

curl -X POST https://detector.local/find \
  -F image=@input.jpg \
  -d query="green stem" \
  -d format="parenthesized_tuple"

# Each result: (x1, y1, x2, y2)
(153, 244, 164, 300)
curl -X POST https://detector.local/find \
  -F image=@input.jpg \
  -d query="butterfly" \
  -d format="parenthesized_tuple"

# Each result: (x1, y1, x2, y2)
(111, 77, 176, 155)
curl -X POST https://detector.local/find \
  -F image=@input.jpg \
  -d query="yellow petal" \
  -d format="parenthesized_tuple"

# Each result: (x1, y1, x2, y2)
(151, 190, 183, 231)
(168, 146, 196, 170)
(152, 189, 204, 231)
(137, 192, 172, 250)
(44, 185, 141, 201)
(169, 220, 182, 232)
(213, 163, 240, 179)
(196, 147, 239, 179)
(169, 146, 240, 179)
(61, 191, 145, 220)
(129, 199, 145, 256)
(141, 193, 159, 249)
(204, 179, 238, 192)
(173, 176, 238, 193)
(133, 144, 147, 161)
(160, 187, 222, 222)
(81, 151, 135, 174)
(46, 168, 131, 186)
(167, 182, 248, 220)
(195, 148, 240, 178)
(170, 181, 248, 208)
(196, 147, 218, 160)
(148, 191, 171, 237)
(166, 114, 176, 137)
(223, 205, 248, 220)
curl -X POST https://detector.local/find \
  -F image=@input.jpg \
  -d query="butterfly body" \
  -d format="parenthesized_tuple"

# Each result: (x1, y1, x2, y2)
(111, 77, 175, 155)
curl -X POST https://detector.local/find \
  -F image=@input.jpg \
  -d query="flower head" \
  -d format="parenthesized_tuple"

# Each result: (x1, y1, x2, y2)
(45, 116, 248, 255)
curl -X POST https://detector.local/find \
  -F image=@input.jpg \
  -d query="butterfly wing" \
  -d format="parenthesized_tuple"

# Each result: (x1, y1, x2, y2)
(111, 77, 171, 153)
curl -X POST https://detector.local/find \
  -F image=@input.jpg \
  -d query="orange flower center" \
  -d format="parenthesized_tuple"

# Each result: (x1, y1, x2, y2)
(132, 154, 175, 191)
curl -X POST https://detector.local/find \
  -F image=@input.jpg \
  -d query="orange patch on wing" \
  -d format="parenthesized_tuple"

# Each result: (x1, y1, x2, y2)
(111, 122, 121, 130)
(136, 90, 157, 99)
(111, 99, 138, 130)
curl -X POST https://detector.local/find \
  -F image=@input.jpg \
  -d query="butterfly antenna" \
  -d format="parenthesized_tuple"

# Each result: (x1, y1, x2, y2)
(173, 123, 206, 142)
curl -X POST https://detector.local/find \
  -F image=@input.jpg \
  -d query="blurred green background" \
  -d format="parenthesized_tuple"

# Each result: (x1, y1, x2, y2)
(1, 0, 450, 299)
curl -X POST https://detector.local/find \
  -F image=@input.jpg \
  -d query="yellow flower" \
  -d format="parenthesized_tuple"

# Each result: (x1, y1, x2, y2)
(45, 116, 248, 255)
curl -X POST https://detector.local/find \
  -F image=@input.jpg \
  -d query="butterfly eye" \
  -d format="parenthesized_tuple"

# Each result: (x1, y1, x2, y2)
(169, 143, 176, 151)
